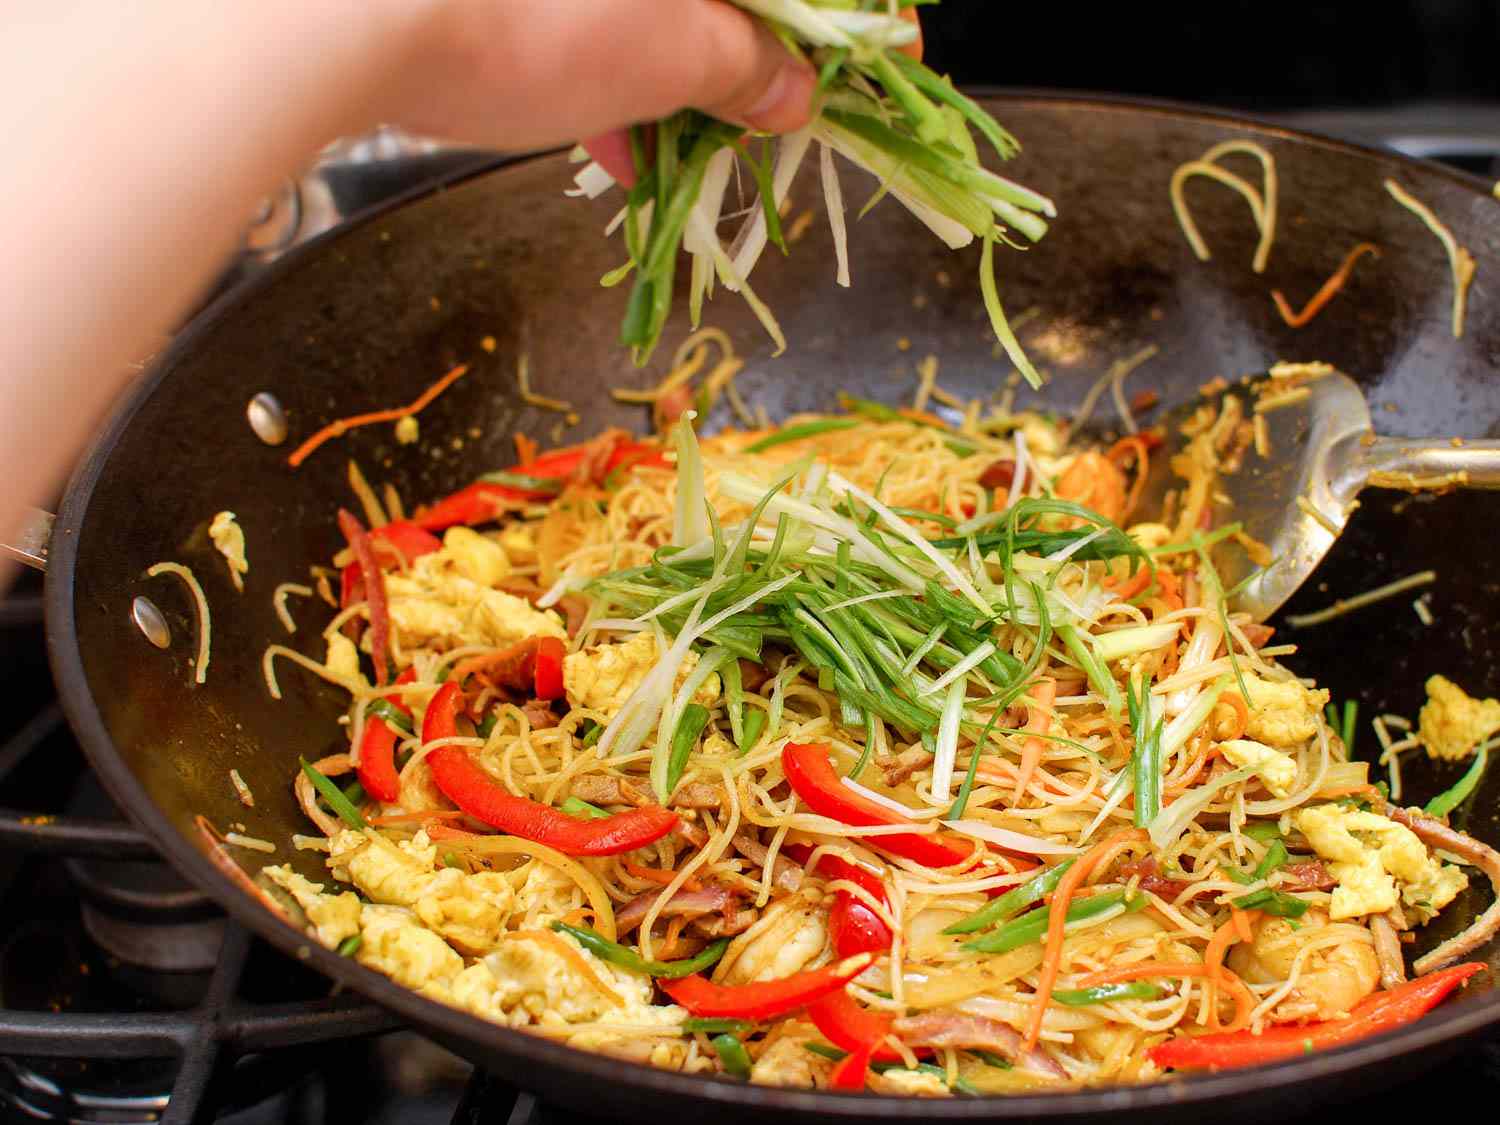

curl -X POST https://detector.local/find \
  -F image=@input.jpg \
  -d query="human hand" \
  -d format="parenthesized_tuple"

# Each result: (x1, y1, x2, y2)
(574, 3, 924, 184)
(373, 0, 824, 163)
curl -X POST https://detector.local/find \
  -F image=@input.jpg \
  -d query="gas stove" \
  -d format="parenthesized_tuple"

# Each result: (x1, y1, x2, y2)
(5, 99, 1500, 1123)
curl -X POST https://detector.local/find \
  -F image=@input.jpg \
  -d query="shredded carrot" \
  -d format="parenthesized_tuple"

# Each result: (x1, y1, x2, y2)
(1104, 566, 1154, 602)
(1106, 435, 1152, 522)
(1203, 909, 1261, 1030)
(660, 914, 689, 959)
(1012, 679, 1058, 805)
(561, 906, 594, 927)
(1219, 692, 1250, 742)
(1271, 242, 1380, 328)
(426, 823, 483, 841)
(1231, 907, 1254, 944)
(1157, 569, 1184, 612)
(515, 432, 540, 463)
(1023, 827, 1148, 1051)
(624, 860, 703, 891)
(287, 363, 470, 468)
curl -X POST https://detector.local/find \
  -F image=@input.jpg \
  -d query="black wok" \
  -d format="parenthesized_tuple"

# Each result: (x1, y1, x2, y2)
(42, 94, 1500, 1121)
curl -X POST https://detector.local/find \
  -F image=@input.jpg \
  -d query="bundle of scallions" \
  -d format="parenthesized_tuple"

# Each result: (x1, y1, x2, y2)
(566, 0, 1053, 386)
(559, 415, 1255, 811)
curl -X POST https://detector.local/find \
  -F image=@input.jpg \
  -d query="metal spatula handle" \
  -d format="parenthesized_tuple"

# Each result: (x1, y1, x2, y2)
(1359, 436, 1500, 492)
(1, 507, 53, 571)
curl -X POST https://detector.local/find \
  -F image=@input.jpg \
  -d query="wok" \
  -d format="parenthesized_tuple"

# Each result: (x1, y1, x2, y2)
(38, 93, 1500, 1121)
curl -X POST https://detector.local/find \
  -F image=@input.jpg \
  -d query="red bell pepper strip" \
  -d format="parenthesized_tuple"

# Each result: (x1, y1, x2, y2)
(339, 521, 442, 609)
(414, 440, 671, 531)
(357, 668, 416, 803)
(829, 1046, 874, 1091)
(533, 636, 566, 700)
(337, 510, 391, 684)
(783, 843, 892, 959)
(660, 953, 874, 1021)
(1148, 961, 1485, 1071)
(421, 682, 677, 855)
(807, 987, 901, 1062)
(781, 743, 973, 870)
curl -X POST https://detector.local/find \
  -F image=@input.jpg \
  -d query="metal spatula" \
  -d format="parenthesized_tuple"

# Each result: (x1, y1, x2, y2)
(1138, 369, 1500, 621)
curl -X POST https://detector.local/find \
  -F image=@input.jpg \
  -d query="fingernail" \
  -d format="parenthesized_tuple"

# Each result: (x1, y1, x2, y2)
(742, 63, 816, 133)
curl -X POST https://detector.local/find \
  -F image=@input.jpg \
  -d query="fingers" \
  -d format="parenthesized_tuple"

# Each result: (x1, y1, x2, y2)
(582, 131, 636, 186)
(897, 6, 924, 62)
(650, 1, 816, 134)
(386, 0, 817, 154)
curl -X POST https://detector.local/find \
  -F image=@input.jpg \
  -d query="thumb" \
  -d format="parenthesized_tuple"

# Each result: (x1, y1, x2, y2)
(682, 4, 817, 135)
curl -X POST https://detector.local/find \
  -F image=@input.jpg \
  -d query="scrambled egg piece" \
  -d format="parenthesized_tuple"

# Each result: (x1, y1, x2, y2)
(263, 866, 361, 949)
(395, 416, 419, 445)
(329, 830, 514, 955)
(1418, 675, 1500, 761)
(1296, 804, 1468, 921)
(357, 905, 465, 998)
(325, 633, 362, 682)
(750, 1023, 833, 1088)
(720, 890, 829, 985)
(1019, 414, 1063, 459)
(483, 930, 650, 1023)
(443, 527, 510, 587)
(385, 552, 564, 650)
(563, 632, 720, 719)
(1242, 673, 1329, 748)
(497, 523, 538, 566)
(512, 863, 582, 929)
(1221, 738, 1298, 798)
(208, 511, 248, 592)
(1126, 522, 1173, 551)
(875, 1069, 951, 1097)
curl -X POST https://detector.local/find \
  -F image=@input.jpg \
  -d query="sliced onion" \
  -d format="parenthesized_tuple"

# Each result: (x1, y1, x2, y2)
(943, 820, 1082, 857)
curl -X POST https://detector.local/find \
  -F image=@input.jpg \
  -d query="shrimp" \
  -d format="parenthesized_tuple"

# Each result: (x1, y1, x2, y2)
(716, 889, 830, 985)
(1227, 910, 1379, 1022)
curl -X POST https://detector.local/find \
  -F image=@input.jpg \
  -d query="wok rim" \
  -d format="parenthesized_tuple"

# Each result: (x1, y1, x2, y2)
(45, 90, 1500, 1116)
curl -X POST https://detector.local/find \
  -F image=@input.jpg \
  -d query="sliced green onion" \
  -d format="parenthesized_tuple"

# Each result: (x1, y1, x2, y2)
(948, 707, 1002, 820)
(1127, 674, 1163, 829)
(580, 720, 604, 748)
(1060, 624, 1123, 717)
(336, 934, 362, 958)
(365, 698, 414, 734)
(712, 1034, 753, 1079)
(665, 703, 713, 795)
(944, 859, 1074, 935)
(971, 1048, 1013, 1069)
(561, 796, 609, 820)
(552, 922, 729, 978)
(1230, 888, 1309, 918)
(1092, 622, 1182, 663)
(300, 758, 365, 829)
(739, 707, 768, 754)
(477, 471, 564, 494)
(1053, 981, 1163, 1006)
(683, 1017, 754, 1036)
(1244, 822, 1282, 842)
(963, 889, 1143, 954)
(1254, 839, 1289, 880)
(745, 418, 860, 452)
(1426, 745, 1490, 818)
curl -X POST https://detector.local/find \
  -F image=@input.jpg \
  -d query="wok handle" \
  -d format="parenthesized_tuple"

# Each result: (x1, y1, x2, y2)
(1361, 436, 1500, 492)
(1, 506, 53, 571)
